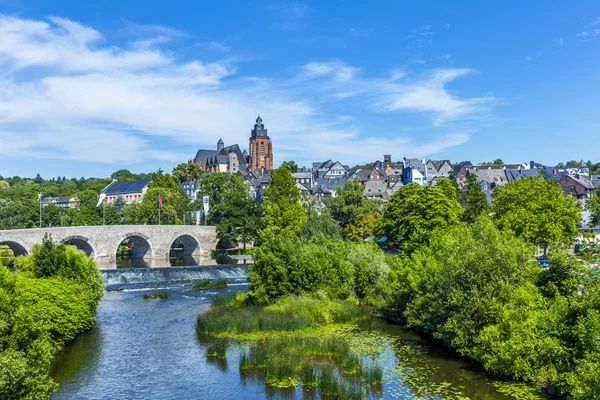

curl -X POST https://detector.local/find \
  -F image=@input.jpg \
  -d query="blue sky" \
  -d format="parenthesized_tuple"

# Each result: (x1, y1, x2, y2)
(0, 0, 599, 178)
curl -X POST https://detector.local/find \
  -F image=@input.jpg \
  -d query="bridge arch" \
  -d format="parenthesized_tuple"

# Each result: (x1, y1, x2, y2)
(169, 234, 200, 257)
(0, 240, 29, 257)
(62, 235, 95, 257)
(116, 233, 153, 259)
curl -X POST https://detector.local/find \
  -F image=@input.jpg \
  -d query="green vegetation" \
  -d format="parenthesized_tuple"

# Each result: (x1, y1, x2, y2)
(261, 165, 306, 238)
(376, 179, 463, 252)
(0, 168, 201, 228)
(191, 278, 228, 291)
(172, 162, 203, 184)
(492, 176, 581, 253)
(327, 177, 383, 242)
(0, 234, 103, 399)
(143, 292, 173, 299)
(197, 296, 365, 336)
(586, 189, 600, 228)
(458, 172, 490, 223)
(197, 295, 381, 395)
(197, 173, 261, 247)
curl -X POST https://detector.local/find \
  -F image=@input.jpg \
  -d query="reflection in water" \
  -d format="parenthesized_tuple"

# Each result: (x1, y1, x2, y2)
(50, 270, 512, 400)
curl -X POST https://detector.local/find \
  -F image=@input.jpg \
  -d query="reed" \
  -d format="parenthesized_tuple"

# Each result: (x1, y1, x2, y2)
(206, 340, 228, 358)
(196, 296, 365, 335)
(143, 292, 172, 299)
(301, 365, 318, 387)
(366, 364, 383, 385)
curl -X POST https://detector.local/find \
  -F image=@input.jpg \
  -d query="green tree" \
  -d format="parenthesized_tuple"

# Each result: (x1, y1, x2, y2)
(280, 160, 298, 173)
(261, 166, 306, 238)
(493, 158, 504, 164)
(458, 173, 490, 223)
(343, 212, 380, 242)
(492, 176, 581, 253)
(197, 173, 249, 225)
(110, 169, 135, 181)
(586, 190, 600, 228)
(172, 162, 203, 184)
(376, 182, 463, 252)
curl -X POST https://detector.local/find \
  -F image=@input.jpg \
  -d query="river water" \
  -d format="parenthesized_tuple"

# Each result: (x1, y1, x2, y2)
(50, 261, 511, 400)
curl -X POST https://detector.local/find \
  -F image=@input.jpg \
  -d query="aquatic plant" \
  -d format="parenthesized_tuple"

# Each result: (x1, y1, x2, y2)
(196, 296, 365, 335)
(143, 292, 172, 299)
(191, 278, 228, 290)
(301, 365, 317, 387)
(206, 340, 228, 358)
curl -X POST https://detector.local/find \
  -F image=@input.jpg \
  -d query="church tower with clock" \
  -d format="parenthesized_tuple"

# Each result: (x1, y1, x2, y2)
(248, 115, 273, 171)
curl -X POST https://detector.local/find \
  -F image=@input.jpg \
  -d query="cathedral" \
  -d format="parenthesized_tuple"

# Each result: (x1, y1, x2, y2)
(192, 116, 273, 173)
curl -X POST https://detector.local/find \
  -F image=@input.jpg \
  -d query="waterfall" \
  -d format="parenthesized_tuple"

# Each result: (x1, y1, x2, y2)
(102, 265, 249, 287)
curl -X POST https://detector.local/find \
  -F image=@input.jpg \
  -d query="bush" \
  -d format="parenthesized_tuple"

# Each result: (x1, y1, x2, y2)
(0, 235, 104, 399)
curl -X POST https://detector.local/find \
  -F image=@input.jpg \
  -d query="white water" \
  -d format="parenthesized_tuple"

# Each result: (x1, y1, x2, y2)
(102, 265, 249, 286)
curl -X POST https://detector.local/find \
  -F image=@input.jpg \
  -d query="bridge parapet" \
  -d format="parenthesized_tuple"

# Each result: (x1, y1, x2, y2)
(0, 225, 218, 261)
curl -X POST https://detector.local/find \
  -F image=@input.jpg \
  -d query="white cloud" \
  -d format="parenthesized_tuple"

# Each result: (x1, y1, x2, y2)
(554, 37, 564, 45)
(302, 61, 359, 82)
(375, 69, 493, 125)
(577, 32, 589, 37)
(0, 15, 491, 170)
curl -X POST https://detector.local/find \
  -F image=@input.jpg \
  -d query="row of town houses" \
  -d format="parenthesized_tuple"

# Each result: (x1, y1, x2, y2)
(41, 117, 596, 231)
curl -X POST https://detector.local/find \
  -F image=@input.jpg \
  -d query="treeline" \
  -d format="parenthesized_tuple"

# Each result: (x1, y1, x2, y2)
(245, 165, 599, 398)
(0, 235, 104, 399)
(0, 166, 202, 229)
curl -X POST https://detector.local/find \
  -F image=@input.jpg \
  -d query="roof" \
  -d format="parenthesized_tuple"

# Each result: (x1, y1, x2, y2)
(467, 168, 508, 186)
(41, 197, 74, 204)
(364, 180, 390, 200)
(504, 169, 541, 182)
(194, 144, 248, 170)
(293, 172, 313, 180)
(101, 179, 150, 195)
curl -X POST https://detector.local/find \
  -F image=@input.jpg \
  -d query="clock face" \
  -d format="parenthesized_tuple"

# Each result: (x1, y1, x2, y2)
(260, 155, 265, 161)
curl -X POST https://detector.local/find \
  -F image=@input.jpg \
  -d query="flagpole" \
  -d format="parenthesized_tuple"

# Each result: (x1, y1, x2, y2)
(103, 201, 105, 226)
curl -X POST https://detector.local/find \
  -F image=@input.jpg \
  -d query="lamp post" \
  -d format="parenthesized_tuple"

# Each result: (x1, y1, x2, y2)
(38, 193, 42, 228)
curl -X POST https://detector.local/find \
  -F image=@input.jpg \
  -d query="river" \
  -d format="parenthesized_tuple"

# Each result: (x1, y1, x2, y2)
(49, 261, 512, 400)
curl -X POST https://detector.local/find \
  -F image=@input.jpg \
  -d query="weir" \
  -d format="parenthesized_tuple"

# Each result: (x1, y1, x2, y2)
(102, 265, 249, 287)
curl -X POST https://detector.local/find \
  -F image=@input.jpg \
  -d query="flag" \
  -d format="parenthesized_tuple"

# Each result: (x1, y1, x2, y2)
(96, 193, 107, 207)
(37, 193, 42, 202)
(158, 194, 163, 209)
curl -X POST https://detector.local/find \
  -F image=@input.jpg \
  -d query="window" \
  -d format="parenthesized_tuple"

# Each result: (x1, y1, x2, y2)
(260, 142, 265, 155)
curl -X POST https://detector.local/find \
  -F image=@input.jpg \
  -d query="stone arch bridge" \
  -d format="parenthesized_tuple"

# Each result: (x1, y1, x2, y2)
(0, 225, 217, 261)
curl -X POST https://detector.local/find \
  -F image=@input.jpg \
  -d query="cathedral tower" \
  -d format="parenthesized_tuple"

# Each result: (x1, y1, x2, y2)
(248, 115, 273, 170)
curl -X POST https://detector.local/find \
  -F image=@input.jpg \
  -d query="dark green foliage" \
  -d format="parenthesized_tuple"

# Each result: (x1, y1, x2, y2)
(143, 292, 173, 299)
(172, 162, 203, 184)
(458, 173, 490, 223)
(0, 237, 103, 399)
(300, 211, 342, 240)
(280, 160, 298, 173)
(206, 340, 228, 358)
(249, 235, 354, 304)
(587, 190, 600, 228)
(191, 278, 228, 291)
(492, 176, 581, 252)
(261, 166, 306, 238)
(376, 181, 463, 252)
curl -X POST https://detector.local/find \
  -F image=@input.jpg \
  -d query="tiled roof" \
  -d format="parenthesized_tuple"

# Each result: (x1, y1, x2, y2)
(102, 179, 150, 195)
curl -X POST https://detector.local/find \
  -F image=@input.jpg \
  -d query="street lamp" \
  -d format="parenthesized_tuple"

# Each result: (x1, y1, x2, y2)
(37, 193, 42, 228)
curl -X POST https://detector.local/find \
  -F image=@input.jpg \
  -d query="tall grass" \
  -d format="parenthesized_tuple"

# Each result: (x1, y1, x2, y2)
(197, 296, 365, 335)
(206, 339, 228, 358)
